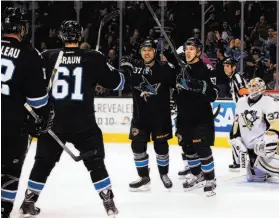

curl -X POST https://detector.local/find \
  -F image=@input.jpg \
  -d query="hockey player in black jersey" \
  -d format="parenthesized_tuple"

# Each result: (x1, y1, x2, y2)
(1, 8, 54, 218)
(167, 37, 219, 196)
(223, 58, 249, 171)
(19, 20, 126, 217)
(120, 40, 176, 191)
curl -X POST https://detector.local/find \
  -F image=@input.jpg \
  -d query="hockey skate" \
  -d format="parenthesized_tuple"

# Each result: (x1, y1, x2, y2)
(178, 166, 191, 179)
(204, 179, 217, 197)
(229, 163, 240, 172)
(183, 172, 205, 191)
(20, 191, 40, 217)
(160, 174, 173, 189)
(99, 189, 119, 217)
(129, 177, 151, 192)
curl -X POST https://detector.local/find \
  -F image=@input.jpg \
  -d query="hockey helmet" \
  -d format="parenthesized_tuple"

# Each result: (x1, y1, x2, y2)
(183, 37, 203, 53)
(60, 20, 82, 43)
(223, 58, 237, 66)
(247, 77, 266, 99)
(140, 39, 156, 53)
(2, 7, 28, 35)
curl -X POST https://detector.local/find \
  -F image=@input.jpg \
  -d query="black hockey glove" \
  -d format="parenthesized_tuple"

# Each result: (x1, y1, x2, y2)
(120, 55, 134, 76)
(26, 105, 55, 137)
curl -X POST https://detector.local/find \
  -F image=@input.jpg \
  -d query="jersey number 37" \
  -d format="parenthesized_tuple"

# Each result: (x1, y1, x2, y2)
(52, 66, 83, 100)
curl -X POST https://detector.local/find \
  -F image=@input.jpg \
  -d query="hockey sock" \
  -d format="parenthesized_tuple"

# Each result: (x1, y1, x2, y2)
(26, 180, 45, 200)
(156, 154, 169, 175)
(197, 147, 215, 180)
(86, 159, 112, 193)
(186, 153, 202, 176)
(134, 152, 149, 177)
(1, 174, 19, 214)
(183, 145, 201, 176)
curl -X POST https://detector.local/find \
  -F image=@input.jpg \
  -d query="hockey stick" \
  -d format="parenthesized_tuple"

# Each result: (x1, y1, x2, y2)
(24, 51, 93, 162)
(95, 10, 120, 51)
(144, 1, 191, 80)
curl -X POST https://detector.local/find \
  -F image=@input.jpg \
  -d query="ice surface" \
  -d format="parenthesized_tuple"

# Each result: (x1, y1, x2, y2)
(10, 142, 279, 218)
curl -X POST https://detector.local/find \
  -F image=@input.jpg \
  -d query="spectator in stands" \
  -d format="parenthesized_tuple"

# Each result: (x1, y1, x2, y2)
(80, 42, 91, 49)
(45, 28, 62, 49)
(225, 38, 248, 73)
(204, 31, 218, 63)
(220, 21, 232, 43)
(267, 68, 279, 90)
(253, 15, 269, 39)
(245, 48, 266, 80)
(192, 28, 200, 40)
(107, 49, 118, 68)
(215, 47, 231, 97)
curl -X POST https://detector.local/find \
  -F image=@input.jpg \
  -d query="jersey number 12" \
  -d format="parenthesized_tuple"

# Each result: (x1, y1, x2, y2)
(52, 66, 83, 100)
(1, 58, 15, 96)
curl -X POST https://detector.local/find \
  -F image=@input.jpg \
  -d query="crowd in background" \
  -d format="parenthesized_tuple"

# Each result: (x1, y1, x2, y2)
(2, 1, 278, 97)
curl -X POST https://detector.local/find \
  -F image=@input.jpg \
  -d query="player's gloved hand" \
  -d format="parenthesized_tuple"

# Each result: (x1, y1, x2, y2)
(120, 55, 134, 76)
(36, 105, 55, 135)
(26, 105, 55, 137)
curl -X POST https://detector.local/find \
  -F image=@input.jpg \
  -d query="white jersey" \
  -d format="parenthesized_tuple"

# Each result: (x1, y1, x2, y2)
(235, 95, 279, 149)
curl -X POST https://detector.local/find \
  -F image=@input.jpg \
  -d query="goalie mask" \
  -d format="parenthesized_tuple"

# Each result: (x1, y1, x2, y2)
(248, 77, 266, 99)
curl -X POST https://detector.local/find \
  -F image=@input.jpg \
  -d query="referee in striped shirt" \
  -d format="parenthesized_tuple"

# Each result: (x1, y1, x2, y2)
(224, 58, 249, 171)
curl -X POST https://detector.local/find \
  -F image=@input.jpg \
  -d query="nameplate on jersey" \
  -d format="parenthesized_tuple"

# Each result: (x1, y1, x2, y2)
(61, 56, 81, 65)
(1, 46, 20, 58)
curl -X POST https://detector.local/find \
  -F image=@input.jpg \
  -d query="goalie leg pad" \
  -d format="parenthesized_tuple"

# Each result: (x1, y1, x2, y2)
(254, 155, 279, 177)
(246, 162, 267, 182)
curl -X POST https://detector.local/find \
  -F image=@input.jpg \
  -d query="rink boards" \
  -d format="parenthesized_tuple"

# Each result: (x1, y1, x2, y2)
(94, 98, 234, 148)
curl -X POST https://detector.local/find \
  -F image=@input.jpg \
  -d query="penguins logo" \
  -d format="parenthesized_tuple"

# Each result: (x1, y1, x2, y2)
(241, 110, 260, 130)
(134, 75, 161, 101)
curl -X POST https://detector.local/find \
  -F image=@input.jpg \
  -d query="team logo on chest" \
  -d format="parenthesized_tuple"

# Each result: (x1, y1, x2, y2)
(241, 110, 260, 130)
(134, 76, 161, 102)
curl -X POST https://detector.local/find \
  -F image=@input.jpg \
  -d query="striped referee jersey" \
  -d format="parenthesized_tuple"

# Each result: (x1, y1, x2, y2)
(229, 72, 249, 102)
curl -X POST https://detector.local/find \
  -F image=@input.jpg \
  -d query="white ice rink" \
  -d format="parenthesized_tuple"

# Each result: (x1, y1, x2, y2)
(11, 142, 279, 218)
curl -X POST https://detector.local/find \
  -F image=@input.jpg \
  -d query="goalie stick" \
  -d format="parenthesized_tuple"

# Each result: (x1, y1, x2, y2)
(95, 10, 120, 51)
(24, 51, 94, 162)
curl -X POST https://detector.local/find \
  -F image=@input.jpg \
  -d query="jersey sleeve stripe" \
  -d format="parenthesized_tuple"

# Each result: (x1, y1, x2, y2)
(26, 94, 49, 108)
(113, 73, 125, 91)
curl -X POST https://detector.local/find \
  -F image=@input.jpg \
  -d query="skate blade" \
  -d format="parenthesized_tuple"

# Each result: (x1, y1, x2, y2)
(178, 175, 186, 179)
(20, 212, 37, 218)
(184, 181, 205, 191)
(229, 168, 240, 172)
(107, 210, 119, 218)
(205, 191, 216, 197)
(129, 183, 151, 192)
